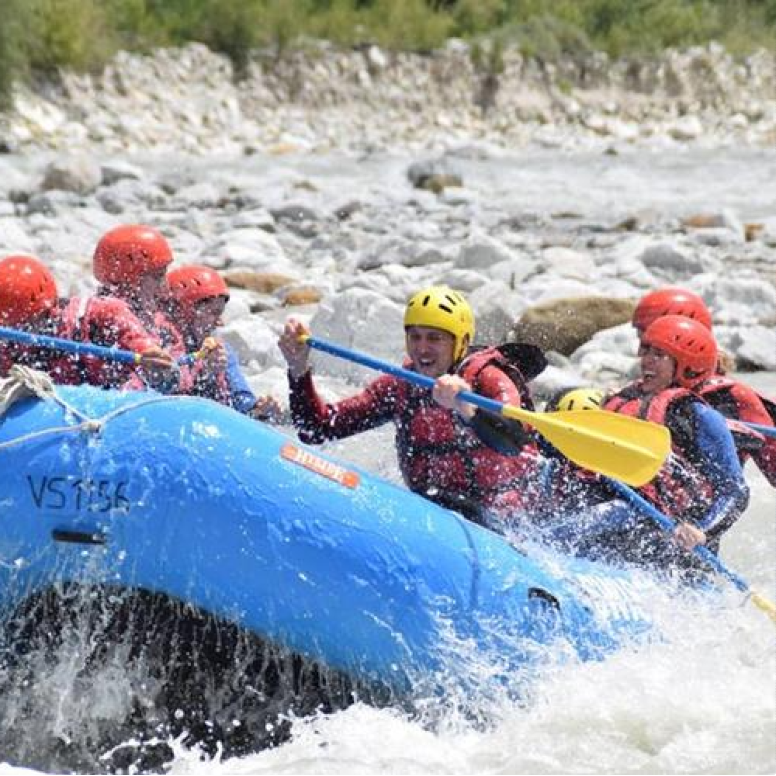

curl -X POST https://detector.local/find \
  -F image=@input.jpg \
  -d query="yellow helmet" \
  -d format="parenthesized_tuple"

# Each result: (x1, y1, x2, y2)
(551, 387, 604, 412)
(404, 286, 475, 362)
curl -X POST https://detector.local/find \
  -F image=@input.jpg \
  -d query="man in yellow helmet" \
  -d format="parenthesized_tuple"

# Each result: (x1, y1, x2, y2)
(278, 286, 543, 524)
(544, 387, 604, 413)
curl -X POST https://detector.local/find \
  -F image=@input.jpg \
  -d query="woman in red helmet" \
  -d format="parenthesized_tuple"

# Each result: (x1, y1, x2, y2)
(632, 287, 713, 336)
(278, 285, 543, 525)
(597, 314, 749, 575)
(166, 265, 283, 421)
(0, 254, 174, 387)
(634, 286, 776, 488)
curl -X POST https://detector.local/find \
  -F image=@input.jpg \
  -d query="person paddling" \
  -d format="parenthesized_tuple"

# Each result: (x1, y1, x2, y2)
(278, 285, 542, 525)
(93, 224, 186, 357)
(166, 265, 283, 421)
(524, 387, 623, 550)
(0, 254, 174, 388)
(634, 286, 776, 487)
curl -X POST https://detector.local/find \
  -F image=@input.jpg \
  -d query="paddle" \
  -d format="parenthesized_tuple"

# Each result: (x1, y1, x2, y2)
(0, 326, 201, 366)
(610, 479, 776, 625)
(743, 421, 776, 439)
(301, 335, 671, 487)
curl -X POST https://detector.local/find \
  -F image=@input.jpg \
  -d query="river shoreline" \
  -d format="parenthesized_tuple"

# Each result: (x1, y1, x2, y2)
(2, 42, 776, 155)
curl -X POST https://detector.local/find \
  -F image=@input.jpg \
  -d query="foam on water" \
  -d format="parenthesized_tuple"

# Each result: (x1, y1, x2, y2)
(36, 462, 752, 776)
(160, 551, 775, 775)
(1, 147, 775, 773)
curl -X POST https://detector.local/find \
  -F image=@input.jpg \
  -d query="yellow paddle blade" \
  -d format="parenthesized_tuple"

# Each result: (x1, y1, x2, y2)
(750, 593, 776, 625)
(501, 406, 672, 487)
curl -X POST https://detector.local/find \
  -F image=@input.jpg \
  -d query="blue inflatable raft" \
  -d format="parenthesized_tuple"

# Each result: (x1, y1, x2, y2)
(0, 385, 657, 694)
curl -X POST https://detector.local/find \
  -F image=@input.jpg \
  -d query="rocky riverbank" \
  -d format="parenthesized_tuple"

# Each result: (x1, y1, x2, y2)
(2, 42, 776, 154)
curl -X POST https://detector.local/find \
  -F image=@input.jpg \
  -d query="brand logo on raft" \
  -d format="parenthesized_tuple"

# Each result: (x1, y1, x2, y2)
(280, 443, 360, 489)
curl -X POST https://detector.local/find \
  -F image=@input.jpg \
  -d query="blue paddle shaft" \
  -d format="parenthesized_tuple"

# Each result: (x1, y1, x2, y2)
(743, 421, 776, 439)
(306, 336, 504, 416)
(0, 325, 197, 366)
(0, 325, 139, 364)
(610, 480, 750, 594)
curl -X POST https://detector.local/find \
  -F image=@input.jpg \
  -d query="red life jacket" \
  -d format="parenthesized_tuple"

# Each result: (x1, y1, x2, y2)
(152, 310, 203, 393)
(0, 301, 70, 378)
(0, 298, 153, 387)
(696, 375, 776, 487)
(50, 298, 117, 386)
(0, 341, 36, 377)
(393, 347, 540, 511)
(153, 310, 186, 358)
(604, 382, 715, 521)
(45, 297, 163, 388)
(459, 346, 536, 411)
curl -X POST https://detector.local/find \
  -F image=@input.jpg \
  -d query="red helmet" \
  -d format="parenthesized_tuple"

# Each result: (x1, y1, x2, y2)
(167, 265, 229, 309)
(633, 287, 712, 333)
(0, 254, 58, 326)
(93, 224, 173, 285)
(642, 314, 717, 388)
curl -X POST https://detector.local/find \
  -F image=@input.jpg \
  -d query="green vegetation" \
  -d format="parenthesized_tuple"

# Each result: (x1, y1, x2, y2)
(1, 0, 775, 106)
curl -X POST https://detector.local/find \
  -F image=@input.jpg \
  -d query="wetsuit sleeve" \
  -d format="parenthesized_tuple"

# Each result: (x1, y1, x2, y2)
(224, 343, 257, 414)
(691, 403, 750, 536)
(466, 364, 529, 454)
(543, 498, 640, 547)
(288, 371, 399, 444)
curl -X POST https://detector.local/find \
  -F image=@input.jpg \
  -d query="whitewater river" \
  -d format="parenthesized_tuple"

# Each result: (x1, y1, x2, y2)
(0, 147, 774, 775)
(166, 385, 776, 776)
(2, 435, 771, 776)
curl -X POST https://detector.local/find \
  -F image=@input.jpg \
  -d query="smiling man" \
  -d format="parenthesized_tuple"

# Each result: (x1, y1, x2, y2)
(278, 286, 542, 525)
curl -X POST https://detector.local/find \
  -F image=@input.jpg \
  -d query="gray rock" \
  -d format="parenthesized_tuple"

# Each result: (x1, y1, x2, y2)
(100, 160, 146, 186)
(41, 156, 102, 195)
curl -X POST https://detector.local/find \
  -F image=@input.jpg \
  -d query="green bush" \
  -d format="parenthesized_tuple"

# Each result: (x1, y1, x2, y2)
(308, 0, 364, 47)
(103, 0, 167, 50)
(0, 0, 775, 107)
(505, 14, 592, 62)
(27, 0, 114, 72)
(580, 0, 715, 56)
(195, 0, 271, 71)
(451, 0, 507, 37)
(471, 37, 505, 75)
(361, 0, 452, 51)
(0, 0, 32, 107)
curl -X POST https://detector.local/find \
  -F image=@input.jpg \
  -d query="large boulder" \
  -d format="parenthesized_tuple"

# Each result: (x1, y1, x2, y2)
(510, 296, 637, 356)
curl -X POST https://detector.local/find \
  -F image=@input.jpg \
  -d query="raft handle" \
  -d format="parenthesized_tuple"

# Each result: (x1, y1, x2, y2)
(527, 587, 560, 609)
(52, 529, 107, 546)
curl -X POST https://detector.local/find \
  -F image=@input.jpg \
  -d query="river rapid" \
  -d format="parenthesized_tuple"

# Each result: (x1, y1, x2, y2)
(0, 141, 776, 776)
